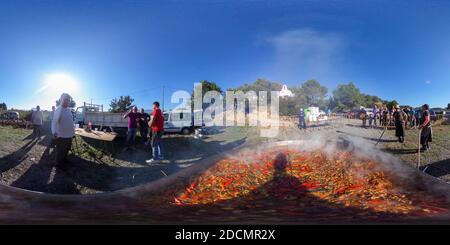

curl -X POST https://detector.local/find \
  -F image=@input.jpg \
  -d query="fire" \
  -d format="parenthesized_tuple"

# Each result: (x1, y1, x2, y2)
(165, 148, 449, 218)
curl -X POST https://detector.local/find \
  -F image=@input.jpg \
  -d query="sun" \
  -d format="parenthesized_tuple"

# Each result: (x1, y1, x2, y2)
(35, 73, 82, 109)
(38, 73, 80, 95)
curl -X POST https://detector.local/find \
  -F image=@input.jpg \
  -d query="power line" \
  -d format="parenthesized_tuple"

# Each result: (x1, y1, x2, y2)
(93, 85, 164, 101)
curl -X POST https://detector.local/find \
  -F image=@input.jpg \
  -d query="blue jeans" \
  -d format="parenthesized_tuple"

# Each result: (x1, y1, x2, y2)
(151, 131, 163, 160)
(126, 128, 136, 147)
(298, 118, 306, 129)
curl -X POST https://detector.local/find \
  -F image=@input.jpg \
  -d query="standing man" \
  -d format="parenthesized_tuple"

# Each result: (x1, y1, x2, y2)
(48, 105, 56, 131)
(402, 108, 409, 129)
(368, 113, 374, 128)
(419, 104, 432, 152)
(48, 105, 57, 148)
(139, 108, 150, 143)
(123, 106, 140, 151)
(359, 107, 367, 128)
(51, 93, 75, 167)
(298, 108, 306, 130)
(49, 106, 56, 123)
(146, 101, 164, 163)
(409, 108, 416, 128)
(32, 105, 44, 138)
(372, 105, 379, 127)
(393, 105, 405, 143)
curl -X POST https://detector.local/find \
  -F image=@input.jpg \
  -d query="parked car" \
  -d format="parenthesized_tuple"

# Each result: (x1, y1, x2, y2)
(0, 111, 20, 120)
(430, 110, 437, 121)
(431, 108, 446, 116)
(413, 109, 437, 122)
(163, 111, 193, 134)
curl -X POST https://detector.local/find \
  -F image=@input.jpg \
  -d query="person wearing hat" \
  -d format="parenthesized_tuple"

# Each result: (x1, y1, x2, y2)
(51, 93, 75, 167)
(393, 105, 405, 143)
(419, 104, 432, 152)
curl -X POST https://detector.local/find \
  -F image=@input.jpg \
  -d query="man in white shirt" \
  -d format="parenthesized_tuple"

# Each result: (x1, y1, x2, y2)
(51, 93, 75, 166)
(48, 105, 56, 147)
(31, 105, 43, 138)
(49, 106, 56, 122)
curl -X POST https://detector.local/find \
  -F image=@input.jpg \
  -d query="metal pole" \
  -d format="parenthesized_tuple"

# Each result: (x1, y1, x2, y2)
(162, 85, 165, 112)
(417, 128, 422, 169)
(375, 126, 387, 146)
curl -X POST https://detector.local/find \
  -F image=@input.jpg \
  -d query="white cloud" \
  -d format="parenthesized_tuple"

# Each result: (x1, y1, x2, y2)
(425, 80, 432, 84)
(265, 29, 347, 82)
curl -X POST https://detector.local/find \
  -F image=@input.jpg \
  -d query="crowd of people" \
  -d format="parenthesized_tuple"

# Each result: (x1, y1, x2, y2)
(122, 101, 164, 163)
(358, 104, 433, 152)
(28, 93, 166, 169)
(25, 94, 438, 169)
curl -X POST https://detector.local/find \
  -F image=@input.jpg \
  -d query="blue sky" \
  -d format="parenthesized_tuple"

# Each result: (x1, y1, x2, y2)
(0, 0, 449, 110)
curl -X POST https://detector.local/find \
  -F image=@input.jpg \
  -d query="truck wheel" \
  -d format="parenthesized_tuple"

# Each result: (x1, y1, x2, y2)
(181, 127, 191, 135)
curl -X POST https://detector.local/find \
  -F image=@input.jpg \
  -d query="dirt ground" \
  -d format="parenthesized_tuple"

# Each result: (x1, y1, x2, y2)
(0, 117, 449, 194)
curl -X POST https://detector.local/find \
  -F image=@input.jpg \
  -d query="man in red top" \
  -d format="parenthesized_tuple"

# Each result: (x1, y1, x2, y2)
(146, 101, 164, 163)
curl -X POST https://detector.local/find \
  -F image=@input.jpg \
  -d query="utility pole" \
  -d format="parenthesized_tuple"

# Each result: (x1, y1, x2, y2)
(162, 85, 165, 112)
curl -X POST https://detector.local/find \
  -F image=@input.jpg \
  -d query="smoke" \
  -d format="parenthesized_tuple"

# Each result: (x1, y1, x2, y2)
(265, 28, 347, 82)
(220, 120, 450, 203)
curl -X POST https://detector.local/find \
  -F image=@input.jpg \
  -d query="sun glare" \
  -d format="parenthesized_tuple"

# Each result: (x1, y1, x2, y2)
(42, 73, 80, 94)
(35, 73, 82, 109)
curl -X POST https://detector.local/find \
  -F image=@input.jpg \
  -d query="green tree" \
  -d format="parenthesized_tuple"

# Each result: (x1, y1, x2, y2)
(385, 100, 399, 110)
(231, 78, 307, 116)
(191, 80, 223, 110)
(360, 94, 384, 108)
(109, 96, 134, 113)
(331, 82, 363, 111)
(233, 78, 283, 93)
(299, 80, 328, 108)
(198, 80, 223, 96)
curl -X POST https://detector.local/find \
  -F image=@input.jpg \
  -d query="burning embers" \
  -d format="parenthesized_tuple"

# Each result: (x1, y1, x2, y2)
(167, 148, 449, 219)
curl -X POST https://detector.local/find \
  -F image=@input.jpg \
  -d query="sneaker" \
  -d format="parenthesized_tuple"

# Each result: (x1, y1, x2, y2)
(146, 158, 158, 164)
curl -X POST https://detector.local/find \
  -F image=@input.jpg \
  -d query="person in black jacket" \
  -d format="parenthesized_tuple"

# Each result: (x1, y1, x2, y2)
(298, 108, 306, 130)
(419, 104, 432, 152)
(393, 105, 405, 143)
(139, 108, 150, 143)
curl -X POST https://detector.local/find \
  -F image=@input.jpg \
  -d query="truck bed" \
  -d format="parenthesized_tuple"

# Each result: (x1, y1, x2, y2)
(85, 112, 128, 128)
